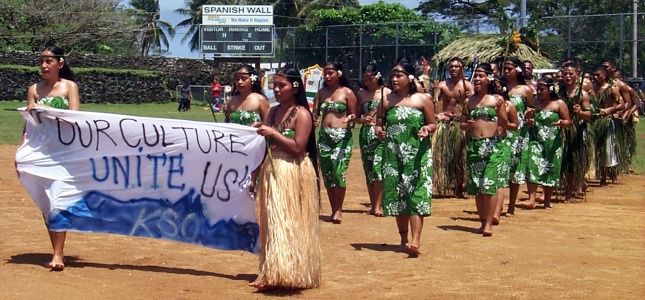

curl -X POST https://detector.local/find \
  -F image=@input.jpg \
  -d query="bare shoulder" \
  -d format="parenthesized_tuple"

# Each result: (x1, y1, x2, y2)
(61, 79, 79, 90)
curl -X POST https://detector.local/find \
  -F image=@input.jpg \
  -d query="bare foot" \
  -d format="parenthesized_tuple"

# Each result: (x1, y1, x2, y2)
(544, 204, 553, 210)
(365, 209, 375, 215)
(519, 202, 536, 209)
(405, 243, 421, 256)
(373, 208, 384, 217)
(456, 192, 468, 199)
(505, 211, 515, 217)
(600, 180, 608, 187)
(45, 262, 65, 271)
(611, 180, 620, 185)
(476, 223, 485, 234)
(482, 231, 493, 237)
(536, 196, 545, 203)
(332, 211, 342, 224)
(492, 217, 500, 225)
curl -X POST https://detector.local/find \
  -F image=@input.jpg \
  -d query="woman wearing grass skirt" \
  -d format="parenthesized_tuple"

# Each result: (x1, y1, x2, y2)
(357, 63, 390, 217)
(520, 78, 571, 209)
(313, 60, 357, 224)
(251, 67, 322, 291)
(503, 58, 534, 214)
(460, 63, 508, 237)
(375, 59, 435, 255)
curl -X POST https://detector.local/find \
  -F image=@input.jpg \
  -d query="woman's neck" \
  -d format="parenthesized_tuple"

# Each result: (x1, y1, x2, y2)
(44, 77, 60, 86)
(326, 82, 340, 90)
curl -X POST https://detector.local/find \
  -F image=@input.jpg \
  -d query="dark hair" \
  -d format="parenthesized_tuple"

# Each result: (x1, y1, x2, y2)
(595, 65, 609, 75)
(537, 77, 559, 100)
(362, 63, 384, 87)
(602, 58, 616, 68)
(448, 57, 464, 66)
(615, 68, 625, 79)
(232, 64, 264, 96)
(392, 58, 417, 95)
(522, 60, 534, 67)
(275, 66, 319, 184)
(323, 60, 352, 89)
(561, 62, 579, 71)
(43, 45, 75, 82)
(474, 63, 496, 95)
(504, 57, 527, 85)
(494, 75, 509, 100)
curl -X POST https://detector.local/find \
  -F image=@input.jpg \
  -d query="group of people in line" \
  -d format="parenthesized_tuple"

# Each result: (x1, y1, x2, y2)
(20, 44, 640, 292)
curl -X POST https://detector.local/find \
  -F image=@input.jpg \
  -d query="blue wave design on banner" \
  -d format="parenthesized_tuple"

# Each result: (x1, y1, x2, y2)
(48, 189, 259, 253)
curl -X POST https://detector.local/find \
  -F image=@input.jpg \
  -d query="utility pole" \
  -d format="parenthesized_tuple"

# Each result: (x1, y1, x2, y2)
(633, 0, 638, 78)
(520, 0, 527, 28)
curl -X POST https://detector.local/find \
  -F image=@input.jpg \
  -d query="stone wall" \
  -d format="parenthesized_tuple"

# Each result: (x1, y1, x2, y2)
(0, 51, 217, 103)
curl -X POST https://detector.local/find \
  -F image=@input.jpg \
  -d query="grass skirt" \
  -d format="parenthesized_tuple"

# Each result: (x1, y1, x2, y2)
(432, 119, 466, 196)
(560, 122, 595, 194)
(255, 150, 322, 289)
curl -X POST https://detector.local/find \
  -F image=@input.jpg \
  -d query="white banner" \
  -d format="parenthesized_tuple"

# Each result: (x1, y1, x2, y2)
(15, 108, 266, 253)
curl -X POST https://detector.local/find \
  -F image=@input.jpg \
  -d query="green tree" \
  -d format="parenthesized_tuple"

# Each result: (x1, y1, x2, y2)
(0, 0, 137, 55)
(175, 0, 238, 52)
(128, 0, 175, 56)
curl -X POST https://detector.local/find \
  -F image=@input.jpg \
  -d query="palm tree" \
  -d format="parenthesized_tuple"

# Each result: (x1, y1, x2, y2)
(129, 0, 176, 56)
(175, 0, 238, 52)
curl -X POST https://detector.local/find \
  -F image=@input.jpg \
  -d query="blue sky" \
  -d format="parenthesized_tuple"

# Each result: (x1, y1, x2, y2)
(158, 0, 421, 58)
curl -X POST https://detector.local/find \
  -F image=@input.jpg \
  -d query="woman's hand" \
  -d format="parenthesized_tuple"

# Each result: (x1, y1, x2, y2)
(341, 114, 356, 124)
(573, 104, 581, 114)
(256, 125, 278, 138)
(361, 115, 373, 125)
(526, 118, 535, 127)
(524, 107, 535, 119)
(375, 126, 386, 141)
(418, 125, 433, 138)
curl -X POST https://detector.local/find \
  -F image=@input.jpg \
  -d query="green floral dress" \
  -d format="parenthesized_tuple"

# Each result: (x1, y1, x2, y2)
(508, 94, 529, 184)
(229, 110, 262, 126)
(382, 106, 432, 216)
(318, 101, 353, 188)
(527, 110, 563, 187)
(359, 100, 382, 184)
(466, 106, 504, 195)
(37, 96, 69, 109)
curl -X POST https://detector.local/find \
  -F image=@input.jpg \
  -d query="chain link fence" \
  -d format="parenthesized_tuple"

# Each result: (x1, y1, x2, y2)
(269, 13, 644, 81)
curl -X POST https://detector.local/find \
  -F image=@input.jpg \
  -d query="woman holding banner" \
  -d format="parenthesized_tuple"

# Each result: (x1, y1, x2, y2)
(251, 66, 321, 290)
(20, 45, 80, 271)
(313, 60, 357, 224)
(225, 64, 269, 126)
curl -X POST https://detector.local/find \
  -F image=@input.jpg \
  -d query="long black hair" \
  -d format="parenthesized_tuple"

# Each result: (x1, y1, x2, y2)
(474, 63, 496, 95)
(495, 75, 509, 100)
(232, 64, 264, 96)
(361, 63, 385, 88)
(323, 60, 352, 89)
(275, 66, 320, 184)
(43, 45, 75, 82)
(391, 57, 417, 95)
(504, 57, 527, 85)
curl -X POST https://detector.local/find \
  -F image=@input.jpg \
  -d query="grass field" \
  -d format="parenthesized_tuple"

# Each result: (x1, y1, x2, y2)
(2, 100, 643, 174)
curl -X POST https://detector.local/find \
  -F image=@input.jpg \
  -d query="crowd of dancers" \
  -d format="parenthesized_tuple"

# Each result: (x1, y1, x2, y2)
(22, 44, 639, 291)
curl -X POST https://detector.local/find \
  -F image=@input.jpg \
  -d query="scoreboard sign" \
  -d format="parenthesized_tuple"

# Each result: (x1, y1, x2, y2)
(200, 25, 274, 56)
(200, 5, 274, 57)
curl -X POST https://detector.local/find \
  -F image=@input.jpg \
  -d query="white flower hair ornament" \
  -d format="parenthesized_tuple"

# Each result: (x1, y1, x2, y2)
(337, 70, 343, 77)
(292, 81, 299, 88)
(487, 74, 494, 81)
(250, 74, 258, 82)
(59, 57, 65, 63)
(408, 74, 415, 80)
(515, 66, 522, 73)
(375, 72, 382, 79)
(549, 85, 554, 92)
(502, 86, 507, 92)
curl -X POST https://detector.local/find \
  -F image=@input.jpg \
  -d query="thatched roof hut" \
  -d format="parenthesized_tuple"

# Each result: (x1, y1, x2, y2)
(431, 33, 553, 69)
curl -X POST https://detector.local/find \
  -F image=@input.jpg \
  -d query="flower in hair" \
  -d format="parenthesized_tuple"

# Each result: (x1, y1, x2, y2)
(375, 72, 381, 79)
(515, 66, 522, 73)
(502, 87, 507, 92)
(408, 74, 415, 80)
(250, 74, 258, 82)
(292, 81, 299, 88)
(549, 85, 554, 92)
(338, 71, 343, 77)
(487, 74, 494, 81)
(59, 57, 65, 63)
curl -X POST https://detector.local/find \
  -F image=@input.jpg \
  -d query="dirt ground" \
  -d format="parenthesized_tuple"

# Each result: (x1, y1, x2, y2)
(1, 145, 643, 299)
